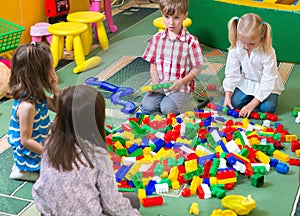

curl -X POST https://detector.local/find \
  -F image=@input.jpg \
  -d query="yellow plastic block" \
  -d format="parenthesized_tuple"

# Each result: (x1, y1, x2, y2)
(160, 171, 169, 179)
(154, 114, 163, 121)
(171, 180, 181, 190)
(142, 178, 151, 186)
(273, 150, 290, 163)
(195, 149, 206, 157)
(185, 159, 198, 173)
(125, 141, 134, 149)
(296, 149, 300, 158)
(215, 145, 224, 155)
(138, 189, 146, 202)
(218, 177, 237, 185)
(249, 137, 260, 145)
(209, 177, 218, 185)
(141, 86, 152, 92)
(256, 151, 270, 164)
(184, 111, 195, 117)
(142, 147, 152, 156)
(123, 131, 134, 140)
(190, 176, 201, 195)
(176, 137, 192, 145)
(168, 166, 179, 181)
(242, 118, 250, 128)
(133, 138, 142, 145)
(125, 162, 141, 179)
(114, 141, 124, 149)
(285, 134, 298, 142)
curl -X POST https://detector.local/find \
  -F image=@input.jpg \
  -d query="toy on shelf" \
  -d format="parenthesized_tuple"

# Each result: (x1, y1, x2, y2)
(45, 0, 70, 24)
(221, 194, 256, 215)
(141, 82, 173, 92)
(85, 77, 136, 114)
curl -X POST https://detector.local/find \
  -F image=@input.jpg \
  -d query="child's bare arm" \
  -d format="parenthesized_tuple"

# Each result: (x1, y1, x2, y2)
(168, 65, 202, 91)
(47, 69, 59, 112)
(223, 91, 234, 109)
(18, 101, 44, 154)
(149, 63, 160, 84)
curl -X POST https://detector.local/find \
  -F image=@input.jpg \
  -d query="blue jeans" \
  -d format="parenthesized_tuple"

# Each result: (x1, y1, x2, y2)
(230, 88, 278, 113)
(140, 91, 191, 116)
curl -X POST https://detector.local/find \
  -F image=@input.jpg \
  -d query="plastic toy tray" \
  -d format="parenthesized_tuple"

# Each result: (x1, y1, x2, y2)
(0, 18, 25, 54)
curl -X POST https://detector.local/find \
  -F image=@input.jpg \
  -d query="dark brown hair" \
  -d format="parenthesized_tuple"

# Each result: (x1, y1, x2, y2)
(45, 85, 107, 171)
(9, 42, 54, 103)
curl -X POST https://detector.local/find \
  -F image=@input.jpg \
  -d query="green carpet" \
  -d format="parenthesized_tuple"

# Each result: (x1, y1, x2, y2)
(105, 7, 158, 39)
(0, 148, 33, 215)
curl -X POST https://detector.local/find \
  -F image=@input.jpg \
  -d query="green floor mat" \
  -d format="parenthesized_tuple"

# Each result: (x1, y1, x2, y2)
(105, 7, 158, 39)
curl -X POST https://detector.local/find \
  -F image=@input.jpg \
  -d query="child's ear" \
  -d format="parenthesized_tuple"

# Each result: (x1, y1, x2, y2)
(184, 12, 188, 20)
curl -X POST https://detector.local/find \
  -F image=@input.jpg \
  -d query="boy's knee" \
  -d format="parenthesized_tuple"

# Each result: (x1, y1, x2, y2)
(140, 102, 158, 114)
(161, 105, 179, 116)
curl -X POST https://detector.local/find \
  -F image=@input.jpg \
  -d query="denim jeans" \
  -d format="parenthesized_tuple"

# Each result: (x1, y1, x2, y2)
(230, 88, 278, 113)
(140, 91, 191, 116)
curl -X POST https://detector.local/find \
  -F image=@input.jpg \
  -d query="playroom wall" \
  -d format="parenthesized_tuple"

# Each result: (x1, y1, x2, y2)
(0, 0, 90, 44)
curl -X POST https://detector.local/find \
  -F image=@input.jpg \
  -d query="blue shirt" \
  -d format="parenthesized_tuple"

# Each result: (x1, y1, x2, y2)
(7, 99, 51, 171)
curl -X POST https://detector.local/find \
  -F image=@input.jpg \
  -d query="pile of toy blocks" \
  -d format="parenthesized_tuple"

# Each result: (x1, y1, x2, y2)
(105, 104, 300, 207)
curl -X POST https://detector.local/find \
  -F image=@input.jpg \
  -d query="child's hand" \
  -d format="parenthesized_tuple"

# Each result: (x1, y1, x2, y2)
(239, 98, 260, 118)
(168, 80, 184, 92)
(239, 104, 254, 118)
(223, 91, 234, 109)
(50, 69, 59, 92)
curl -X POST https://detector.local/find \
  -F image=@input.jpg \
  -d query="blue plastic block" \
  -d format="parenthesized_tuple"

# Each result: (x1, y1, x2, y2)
(276, 162, 289, 174)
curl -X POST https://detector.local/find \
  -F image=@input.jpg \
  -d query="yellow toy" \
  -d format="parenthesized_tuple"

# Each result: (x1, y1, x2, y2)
(67, 11, 109, 53)
(189, 202, 199, 215)
(153, 17, 192, 32)
(48, 22, 101, 73)
(210, 208, 237, 216)
(222, 195, 256, 215)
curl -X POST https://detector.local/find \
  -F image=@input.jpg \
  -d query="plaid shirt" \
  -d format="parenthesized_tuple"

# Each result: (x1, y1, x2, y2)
(143, 28, 205, 93)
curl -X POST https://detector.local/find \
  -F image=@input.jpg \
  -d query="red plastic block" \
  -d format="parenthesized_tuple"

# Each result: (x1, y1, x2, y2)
(291, 140, 300, 152)
(289, 158, 300, 166)
(206, 84, 216, 91)
(181, 187, 191, 197)
(142, 196, 164, 207)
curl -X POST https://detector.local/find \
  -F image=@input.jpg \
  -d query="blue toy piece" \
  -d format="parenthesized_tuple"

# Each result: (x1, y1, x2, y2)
(85, 77, 136, 114)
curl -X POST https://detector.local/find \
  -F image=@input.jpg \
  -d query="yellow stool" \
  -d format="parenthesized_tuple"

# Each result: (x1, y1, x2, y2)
(48, 22, 101, 74)
(67, 11, 109, 55)
(153, 17, 192, 32)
